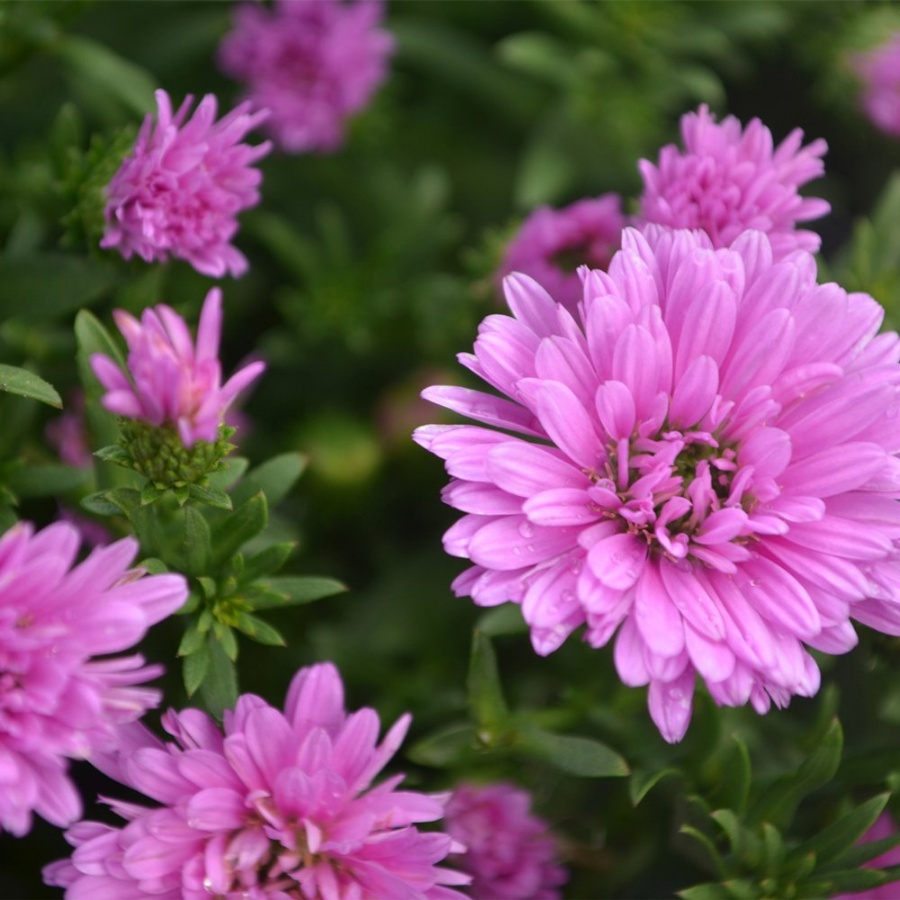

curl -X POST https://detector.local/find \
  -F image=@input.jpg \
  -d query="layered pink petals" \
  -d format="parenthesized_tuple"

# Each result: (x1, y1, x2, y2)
(637, 105, 829, 258)
(44, 663, 467, 898)
(218, 0, 394, 154)
(445, 782, 567, 900)
(91, 287, 265, 447)
(497, 195, 625, 313)
(0, 521, 187, 836)
(101, 89, 270, 277)
(417, 226, 900, 742)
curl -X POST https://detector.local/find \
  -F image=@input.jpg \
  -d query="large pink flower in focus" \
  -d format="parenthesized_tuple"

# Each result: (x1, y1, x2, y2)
(0, 521, 187, 836)
(218, 0, 394, 155)
(496, 195, 625, 314)
(445, 782, 567, 900)
(44, 662, 469, 898)
(101, 89, 270, 277)
(91, 288, 265, 448)
(637, 105, 830, 259)
(853, 33, 900, 137)
(416, 227, 900, 742)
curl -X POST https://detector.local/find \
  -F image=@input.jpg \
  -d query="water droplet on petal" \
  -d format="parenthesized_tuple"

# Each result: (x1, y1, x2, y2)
(518, 520, 535, 538)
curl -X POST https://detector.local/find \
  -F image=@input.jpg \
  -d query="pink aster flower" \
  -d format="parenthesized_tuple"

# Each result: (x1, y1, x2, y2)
(0, 520, 187, 836)
(496, 195, 625, 314)
(832, 812, 900, 899)
(45, 390, 92, 469)
(90, 287, 265, 448)
(416, 226, 900, 742)
(445, 782, 566, 900)
(43, 662, 469, 898)
(853, 33, 900, 137)
(218, 0, 394, 154)
(637, 105, 830, 259)
(101, 89, 270, 277)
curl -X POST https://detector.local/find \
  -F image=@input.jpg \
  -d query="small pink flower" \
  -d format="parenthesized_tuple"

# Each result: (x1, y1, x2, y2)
(0, 520, 187, 836)
(43, 662, 469, 898)
(496, 195, 625, 314)
(101, 89, 270, 277)
(832, 812, 900, 899)
(91, 287, 265, 448)
(417, 227, 900, 742)
(45, 390, 92, 469)
(446, 782, 567, 900)
(218, 0, 394, 154)
(637, 105, 830, 258)
(853, 33, 900, 137)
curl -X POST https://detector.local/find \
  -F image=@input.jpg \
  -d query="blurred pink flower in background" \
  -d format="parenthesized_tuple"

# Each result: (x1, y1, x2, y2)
(219, 0, 394, 154)
(832, 812, 900, 899)
(496, 195, 625, 314)
(637, 105, 829, 258)
(101, 89, 270, 277)
(417, 227, 900, 742)
(44, 662, 469, 898)
(45, 391, 92, 469)
(0, 521, 186, 836)
(91, 288, 265, 448)
(853, 32, 900, 137)
(445, 782, 566, 900)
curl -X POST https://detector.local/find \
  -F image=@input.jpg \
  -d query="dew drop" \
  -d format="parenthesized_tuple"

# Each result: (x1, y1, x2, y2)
(513, 547, 522, 556)
(570, 558, 583, 575)
(749, 579, 761, 588)
(526, 544, 535, 553)
(518, 520, 535, 538)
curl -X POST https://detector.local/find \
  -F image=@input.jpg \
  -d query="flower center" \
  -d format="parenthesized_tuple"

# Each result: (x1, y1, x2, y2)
(590, 425, 752, 563)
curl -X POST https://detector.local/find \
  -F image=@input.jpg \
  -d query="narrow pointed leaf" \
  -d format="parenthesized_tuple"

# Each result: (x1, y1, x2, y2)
(210, 492, 267, 567)
(0, 365, 61, 408)
(233, 611, 286, 647)
(518, 727, 629, 777)
(250, 575, 346, 609)
(467, 630, 508, 731)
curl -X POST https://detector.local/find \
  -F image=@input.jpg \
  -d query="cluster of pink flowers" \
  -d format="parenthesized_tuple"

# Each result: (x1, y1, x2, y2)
(419, 225, 900, 742)
(101, 89, 270, 278)
(445, 782, 566, 900)
(44, 662, 468, 898)
(853, 32, 900, 137)
(0, 521, 186, 836)
(496, 195, 625, 314)
(91, 287, 265, 448)
(219, 0, 394, 155)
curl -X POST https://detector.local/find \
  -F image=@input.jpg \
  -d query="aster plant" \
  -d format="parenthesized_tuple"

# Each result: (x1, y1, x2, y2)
(637, 105, 830, 259)
(0, 521, 186, 836)
(43, 662, 469, 898)
(218, 0, 394, 155)
(417, 226, 900, 742)
(853, 32, 900, 138)
(101, 89, 271, 277)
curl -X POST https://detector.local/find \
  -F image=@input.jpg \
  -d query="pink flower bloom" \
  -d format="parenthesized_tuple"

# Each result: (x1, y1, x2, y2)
(101, 89, 270, 277)
(44, 662, 469, 898)
(416, 226, 900, 742)
(445, 782, 566, 900)
(853, 33, 900, 137)
(218, 0, 394, 155)
(637, 105, 830, 259)
(833, 812, 900, 899)
(496, 195, 625, 314)
(91, 287, 265, 448)
(0, 521, 187, 836)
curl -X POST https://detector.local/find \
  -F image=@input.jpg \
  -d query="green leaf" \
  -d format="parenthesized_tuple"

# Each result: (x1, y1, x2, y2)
(629, 767, 681, 806)
(677, 884, 734, 900)
(711, 734, 752, 815)
(517, 727, 629, 778)
(139, 481, 166, 506)
(75, 309, 127, 380)
(198, 635, 238, 719)
(183, 506, 211, 577)
(798, 793, 890, 867)
(811, 867, 890, 894)
(821, 819, 900, 872)
(477, 603, 529, 637)
(210, 492, 268, 567)
(80, 490, 122, 516)
(0, 254, 117, 320)
(467, 630, 508, 732)
(749, 718, 843, 830)
(138, 557, 168, 575)
(0, 365, 61, 408)
(231, 452, 307, 508)
(187, 483, 232, 510)
(678, 826, 727, 878)
(57, 35, 156, 116)
(406, 723, 480, 768)
(249, 575, 346, 609)
(233, 611, 286, 647)
(240, 542, 296, 583)
(206, 456, 249, 491)
(177, 621, 205, 658)
(7, 464, 89, 497)
(183, 639, 210, 695)
(710, 810, 744, 857)
(213, 622, 239, 662)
